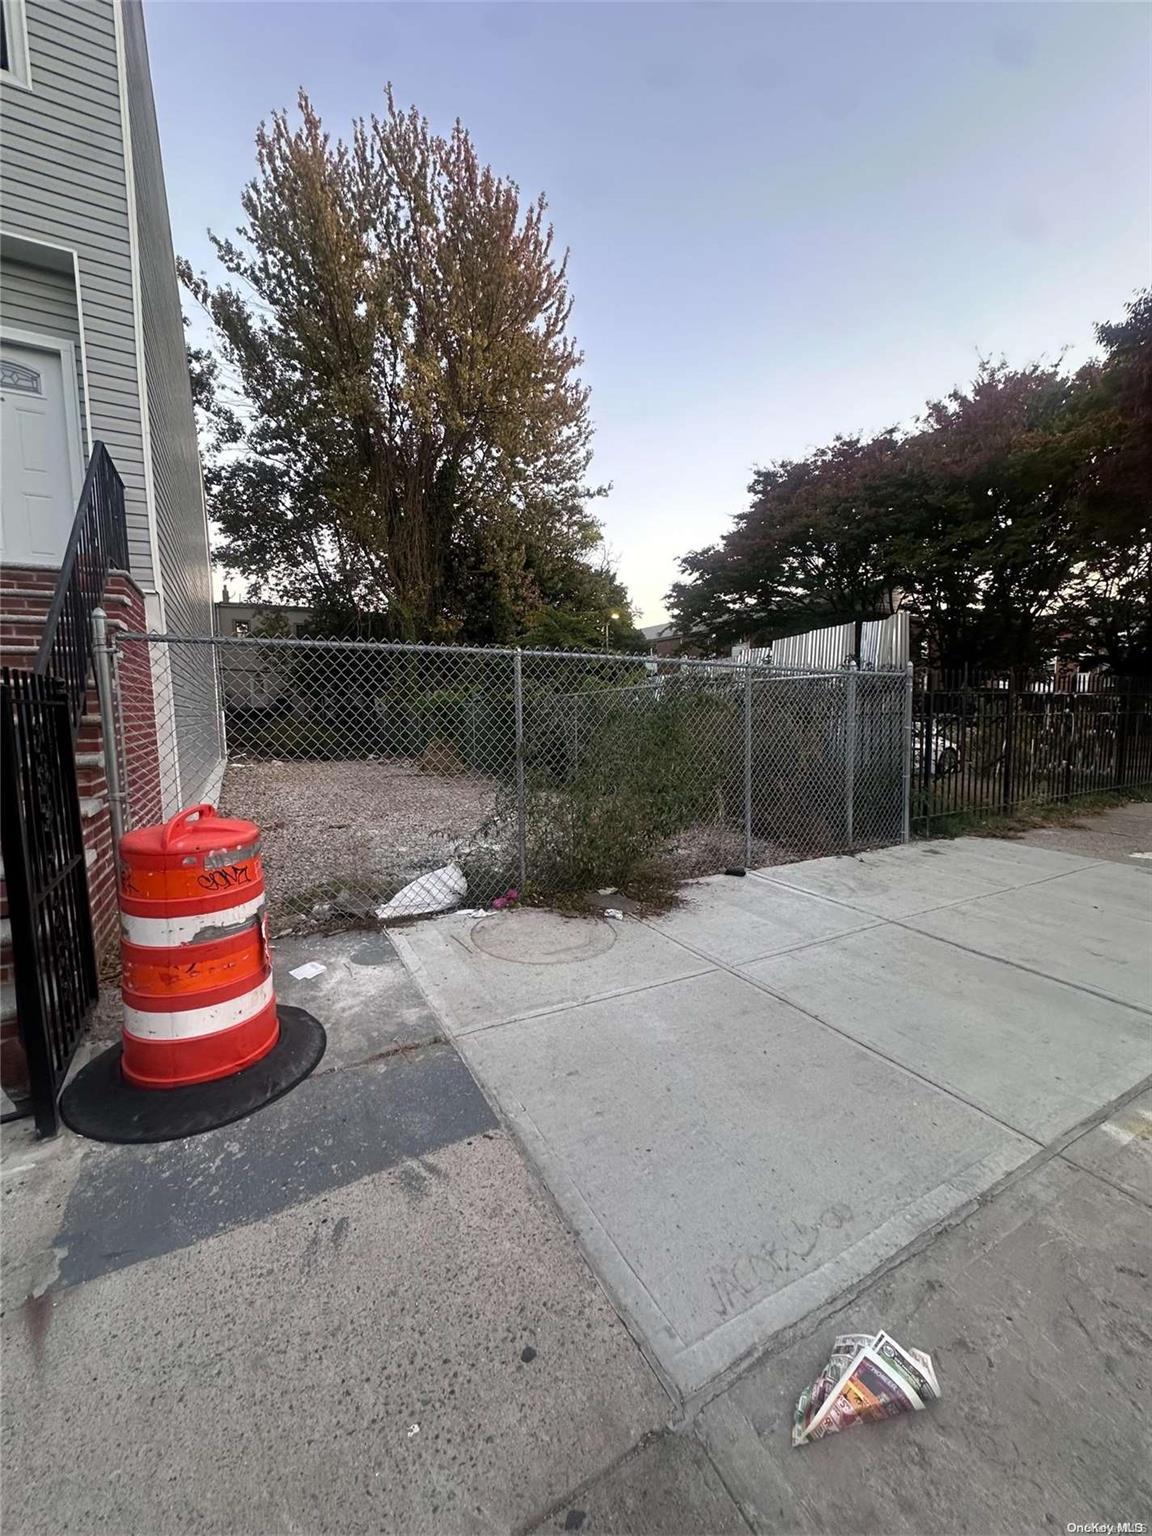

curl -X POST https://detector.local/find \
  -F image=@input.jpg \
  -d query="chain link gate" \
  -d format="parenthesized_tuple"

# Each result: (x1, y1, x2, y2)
(109, 631, 912, 936)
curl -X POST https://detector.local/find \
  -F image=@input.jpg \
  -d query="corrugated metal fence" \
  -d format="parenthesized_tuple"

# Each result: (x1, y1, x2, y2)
(734, 612, 910, 671)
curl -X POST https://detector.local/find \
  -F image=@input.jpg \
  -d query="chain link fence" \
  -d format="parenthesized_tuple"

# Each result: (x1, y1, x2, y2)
(110, 632, 912, 935)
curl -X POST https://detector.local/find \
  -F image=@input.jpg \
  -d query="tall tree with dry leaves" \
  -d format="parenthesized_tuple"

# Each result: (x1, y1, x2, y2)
(183, 90, 628, 643)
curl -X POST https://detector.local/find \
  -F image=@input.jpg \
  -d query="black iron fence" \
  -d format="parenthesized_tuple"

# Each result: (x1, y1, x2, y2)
(911, 669, 1152, 832)
(1, 671, 98, 1135)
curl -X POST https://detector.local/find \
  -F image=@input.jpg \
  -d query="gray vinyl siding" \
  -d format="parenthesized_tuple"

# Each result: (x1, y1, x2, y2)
(119, 1, 211, 639)
(119, 0, 221, 798)
(0, 258, 87, 431)
(0, 0, 153, 583)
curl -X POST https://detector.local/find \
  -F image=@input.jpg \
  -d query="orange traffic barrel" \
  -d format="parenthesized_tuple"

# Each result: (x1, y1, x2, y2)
(118, 804, 279, 1088)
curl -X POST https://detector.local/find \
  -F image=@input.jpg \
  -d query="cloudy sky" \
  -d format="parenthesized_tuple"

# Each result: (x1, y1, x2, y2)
(148, 1, 1151, 623)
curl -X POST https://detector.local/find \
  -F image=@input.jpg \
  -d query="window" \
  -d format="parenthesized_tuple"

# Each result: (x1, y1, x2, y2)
(0, 360, 41, 394)
(0, 0, 32, 88)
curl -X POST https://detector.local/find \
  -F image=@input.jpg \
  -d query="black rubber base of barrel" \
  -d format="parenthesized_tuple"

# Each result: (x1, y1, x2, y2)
(59, 1006, 326, 1144)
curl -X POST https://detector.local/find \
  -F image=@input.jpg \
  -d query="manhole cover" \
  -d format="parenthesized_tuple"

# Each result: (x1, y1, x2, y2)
(471, 908, 617, 964)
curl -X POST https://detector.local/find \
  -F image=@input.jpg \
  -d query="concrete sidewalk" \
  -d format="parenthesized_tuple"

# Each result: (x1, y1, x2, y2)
(3, 833, 1149, 1535)
(530, 1095, 1152, 1534)
(394, 839, 1152, 1399)
(1, 935, 673, 1536)
(687, 1094, 1152, 1536)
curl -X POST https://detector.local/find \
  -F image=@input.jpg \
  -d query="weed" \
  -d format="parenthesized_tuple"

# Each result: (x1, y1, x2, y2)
(917, 784, 1152, 841)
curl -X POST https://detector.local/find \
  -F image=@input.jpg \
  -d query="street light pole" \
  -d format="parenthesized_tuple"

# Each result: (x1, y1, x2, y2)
(603, 611, 620, 652)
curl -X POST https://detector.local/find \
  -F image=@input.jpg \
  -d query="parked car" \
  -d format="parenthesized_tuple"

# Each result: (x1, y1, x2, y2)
(913, 718, 962, 777)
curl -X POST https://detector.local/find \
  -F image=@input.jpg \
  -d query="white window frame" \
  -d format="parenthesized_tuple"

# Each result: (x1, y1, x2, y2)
(1, 0, 33, 90)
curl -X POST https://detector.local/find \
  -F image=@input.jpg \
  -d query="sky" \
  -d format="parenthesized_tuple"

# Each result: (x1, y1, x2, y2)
(145, 0, 1151, 625)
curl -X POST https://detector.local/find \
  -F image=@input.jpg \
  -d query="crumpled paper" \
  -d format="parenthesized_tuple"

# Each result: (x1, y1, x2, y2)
(792, 1330, 940, 1446)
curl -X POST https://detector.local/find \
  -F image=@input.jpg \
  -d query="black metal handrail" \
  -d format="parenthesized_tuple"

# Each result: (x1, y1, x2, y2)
(33, 442, 129, 729)
(1, 669, 98, 1135)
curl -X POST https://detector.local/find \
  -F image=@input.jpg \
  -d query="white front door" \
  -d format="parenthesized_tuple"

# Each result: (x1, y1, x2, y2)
(1, 341, 78, 566)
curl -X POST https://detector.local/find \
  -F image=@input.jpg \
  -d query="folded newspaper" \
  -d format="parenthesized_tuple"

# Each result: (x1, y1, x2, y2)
(792, 1331, 940, 1447)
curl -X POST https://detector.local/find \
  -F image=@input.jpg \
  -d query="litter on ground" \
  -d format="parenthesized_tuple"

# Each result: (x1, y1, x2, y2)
(376, 862, 467, 920)
(288, 962, 327, 981)
(792, 1331, 940, 1446)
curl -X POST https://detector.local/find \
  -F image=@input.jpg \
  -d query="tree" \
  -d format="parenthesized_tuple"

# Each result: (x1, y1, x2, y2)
(183, 89, 625, 643)
(669, 431, 908, 653)
(1051, 291, 1152, 672)
(669, 292, 1151, 672)
(891, 362, 1089, 667)
(521, 563, 645, 651)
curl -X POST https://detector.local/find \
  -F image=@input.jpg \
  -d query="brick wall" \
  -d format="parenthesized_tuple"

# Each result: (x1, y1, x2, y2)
(0, 564, 160, 1103)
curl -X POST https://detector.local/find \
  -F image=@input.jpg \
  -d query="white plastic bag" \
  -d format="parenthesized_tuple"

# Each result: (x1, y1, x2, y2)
(376, 862, 467, 921)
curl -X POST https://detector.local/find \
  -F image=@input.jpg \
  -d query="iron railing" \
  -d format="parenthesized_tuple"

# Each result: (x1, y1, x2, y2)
(34, 442, 128, 730)
(911, 668, 1152, 831)
(1, 670, 99, 1136)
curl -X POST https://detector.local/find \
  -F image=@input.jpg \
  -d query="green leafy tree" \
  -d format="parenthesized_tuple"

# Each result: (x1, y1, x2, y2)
(892, 362, 1089, 667)
(1051, 291, 1152, 672)
(670, 292, 1151, 671)
(183, 89, 628, 643)
(669, 431, 907, 652)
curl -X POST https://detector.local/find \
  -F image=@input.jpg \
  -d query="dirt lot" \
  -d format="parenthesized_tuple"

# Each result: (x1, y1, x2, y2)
(219, 758, 867, 933)
(220, 757, 509, 931)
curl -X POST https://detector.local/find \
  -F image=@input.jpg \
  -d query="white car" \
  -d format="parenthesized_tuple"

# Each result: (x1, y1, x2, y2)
(913, 719, 961, 777)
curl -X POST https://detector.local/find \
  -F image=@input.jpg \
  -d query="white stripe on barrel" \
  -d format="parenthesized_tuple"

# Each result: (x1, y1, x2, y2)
(120, 892, 267, 948)
(123, 974, 274, 1043)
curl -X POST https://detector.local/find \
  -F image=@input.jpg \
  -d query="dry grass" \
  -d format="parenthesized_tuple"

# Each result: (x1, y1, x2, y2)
(926, 785, 1152, 841)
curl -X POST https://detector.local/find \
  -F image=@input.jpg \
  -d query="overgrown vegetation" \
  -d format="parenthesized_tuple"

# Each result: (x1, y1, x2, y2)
(518, 679, 739, 891)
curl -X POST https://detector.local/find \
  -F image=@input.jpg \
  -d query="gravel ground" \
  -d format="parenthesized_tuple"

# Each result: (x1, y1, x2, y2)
(220, 758, 509, 932)
(217, 758, 844, 935)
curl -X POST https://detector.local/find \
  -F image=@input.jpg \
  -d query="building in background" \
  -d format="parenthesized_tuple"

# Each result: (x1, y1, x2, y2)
(215, 596, 315, 710)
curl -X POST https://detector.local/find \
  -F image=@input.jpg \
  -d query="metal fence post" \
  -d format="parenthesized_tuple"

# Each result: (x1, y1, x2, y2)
(92, 608, 126, 847)
(1115, 681, 1131, 789)
(901, 661, 914, 842)
(1061, 698, 1075, 803)
(844, 661, 858, 850)
(743, 663, 753, 866)
(1001, 668, 1017, 812)
(513, 648, 527, 890)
